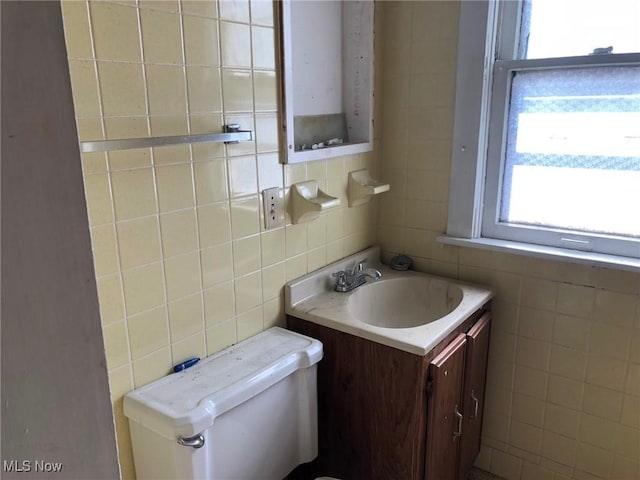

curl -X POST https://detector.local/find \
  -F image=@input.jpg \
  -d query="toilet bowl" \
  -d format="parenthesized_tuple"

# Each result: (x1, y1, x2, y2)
(124, 327, 341, 480)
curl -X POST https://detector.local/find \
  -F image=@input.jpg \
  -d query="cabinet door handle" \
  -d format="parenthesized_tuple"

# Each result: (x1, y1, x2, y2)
(453, 405, 463, 438)
(471, 390, 479, 420)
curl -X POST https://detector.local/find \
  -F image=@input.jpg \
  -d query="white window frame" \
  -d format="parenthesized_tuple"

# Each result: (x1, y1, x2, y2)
(439, 0, 640, 272)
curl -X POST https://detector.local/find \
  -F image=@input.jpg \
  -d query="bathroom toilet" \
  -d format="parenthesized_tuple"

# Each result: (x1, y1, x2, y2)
(124, 327, 339, 480)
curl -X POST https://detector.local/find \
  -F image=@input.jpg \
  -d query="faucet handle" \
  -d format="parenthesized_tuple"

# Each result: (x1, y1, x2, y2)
(353, 258, 368, 274)
(332, 270, 348, 289)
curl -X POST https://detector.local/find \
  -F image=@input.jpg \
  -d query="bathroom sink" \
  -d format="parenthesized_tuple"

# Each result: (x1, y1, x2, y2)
(347, 277, 463, 328)
(285, 247, 494, 355)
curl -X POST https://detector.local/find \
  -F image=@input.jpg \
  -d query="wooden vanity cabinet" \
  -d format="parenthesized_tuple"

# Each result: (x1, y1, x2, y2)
(287, 305, 491, 480)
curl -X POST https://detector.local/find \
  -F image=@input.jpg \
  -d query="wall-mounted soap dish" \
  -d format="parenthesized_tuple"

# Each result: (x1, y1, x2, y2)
(347, 169, 390, 207)
(290, 180, 340, 224)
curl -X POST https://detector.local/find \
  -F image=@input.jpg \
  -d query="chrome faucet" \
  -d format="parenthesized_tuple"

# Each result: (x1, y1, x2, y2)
(332, 258, 382, 292)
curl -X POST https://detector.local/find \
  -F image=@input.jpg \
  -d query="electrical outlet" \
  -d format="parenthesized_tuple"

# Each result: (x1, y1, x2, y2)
(262, 187, 283, 229)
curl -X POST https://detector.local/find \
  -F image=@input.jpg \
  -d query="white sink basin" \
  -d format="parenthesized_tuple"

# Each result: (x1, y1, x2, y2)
(347, 277, 463, 328)
(285, 247, 494, 355)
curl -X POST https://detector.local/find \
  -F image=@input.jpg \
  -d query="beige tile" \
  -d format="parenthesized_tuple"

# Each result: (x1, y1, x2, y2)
(117, 217, 162, 270)
(253, 71, 277, 111)
(586, 354, 628, 391)
(194, 159, 228, 203)
(614, 424, 640, 460)
(108, 149, 152, 171)
(84, 174, 114, 225)
(203, 281, 235, 327)
(98, 62, 146, 116)
(150, 116, 189, 137)
(82, 152, 108, 175)
(326, 240, 344, 264)
(164, 251, 201, 301)
(620, 394, 640, 428)
(307, 246, 327, 272)
(482, 411, 510, 444)
(250, 0, 273, 26)
(104, 117, 149, 140)
(575, 443, 613, 478)
(286, 224, 307, 258)
(582, 383, 624, 421)
(228, 155, 258, 197)
(103, 321, 130, 370)
(516, 337, 551, 371)
(187, 66, 222, 113)
(97, 274, 125, 325)
(544, 403, 580, 439)
(557, 284, 595, 318)
(509, 420, 542, 454)
(521, 462, 555, 480)
(219, 0, 250, 22)
(255, 114, 279, 153)
(201, 243, 234, 288)
(611, 455, 640, 480)
(521, 278, 557, 311)
(159, 209, 198, 257)
(490, 449, 522, 480)
(517, 307, 554, 342)
(127, 306, 169, 360)
(76, 118, 104, 142)
(122, 263, 165, 315)
(224, 113, 257, 157)
(514, 365, 548, 400)
(182, 1, 218, 18)
(206, 319, 236, 355)
(260, 228, 285, 266)
(68, 60, 100, 117)
(91, 224, 119, 276)
(626, 363, 640, 396)
(553, 314, 590, 351)
(171, 332, 206, 364)
(220, 21, 251, 67)
(60, 1, 93, 59)
(146, 65, 187, 116)
(235, 271, 262, 314)
(251, 26, 275, 70)
(90, 2, 141, 62)
(579, 413, 617, 450)
(168, 294, 204, 341)
(237, 307, 263, 341)
(541, 431, 577, 467)
(263, 296, 284, 329)
(630, 330, 640, 364)
(139, 0, 179, 12)
(262, 262, 285, 302)
(222, 69, 254, 112)
(183, 15, 220, 66)
(232, 234, 261, 276)
(230, 196, 260, 239)
(547, 374, 584, 410)
(286, 254, 307, 282)
(594, 268, 640, 295)
(132, 347, 172, 388)
(511, 392, 546, 427)
(155, 164, 195, 212)
(111, 169, 157, 221)
(549, 345, 587, 380)
(140, 8, 183, 64)
(257, 153, 283, 190)
(107, 364, 133, 402)
(589, 322, 631, 361)
(594, 290, 637, 327)
(198, 203, 231, 247)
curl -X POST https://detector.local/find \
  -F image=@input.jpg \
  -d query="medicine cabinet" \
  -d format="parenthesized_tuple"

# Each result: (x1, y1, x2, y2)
(279, 0, 374, 164)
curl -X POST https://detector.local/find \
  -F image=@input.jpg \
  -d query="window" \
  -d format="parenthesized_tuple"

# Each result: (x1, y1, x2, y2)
(443, 0, 640, 269)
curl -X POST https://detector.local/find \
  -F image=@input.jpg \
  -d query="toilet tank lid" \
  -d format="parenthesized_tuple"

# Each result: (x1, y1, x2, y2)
(123, 327, 323, 438)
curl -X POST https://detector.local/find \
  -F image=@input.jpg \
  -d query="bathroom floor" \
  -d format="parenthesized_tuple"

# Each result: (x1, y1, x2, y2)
(468, 468, 505, 480)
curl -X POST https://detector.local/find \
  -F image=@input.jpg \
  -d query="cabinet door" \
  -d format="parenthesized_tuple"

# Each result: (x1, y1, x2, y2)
(458, 312, 492, 479)
(425, 333, 467, 480)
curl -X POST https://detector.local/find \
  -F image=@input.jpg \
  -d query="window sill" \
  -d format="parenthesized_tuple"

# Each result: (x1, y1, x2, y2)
(437, 235, 640, 273)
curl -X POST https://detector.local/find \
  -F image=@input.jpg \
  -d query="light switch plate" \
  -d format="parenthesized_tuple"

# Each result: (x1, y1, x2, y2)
(262, 187, 283, 229)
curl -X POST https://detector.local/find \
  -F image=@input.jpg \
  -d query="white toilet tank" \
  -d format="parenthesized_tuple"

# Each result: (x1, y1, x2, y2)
(124, 327, 323, 480)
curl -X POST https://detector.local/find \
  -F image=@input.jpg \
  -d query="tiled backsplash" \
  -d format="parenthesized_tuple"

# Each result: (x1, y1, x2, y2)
(377, 2, 640, 480)
(61, 1, 377, 477)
